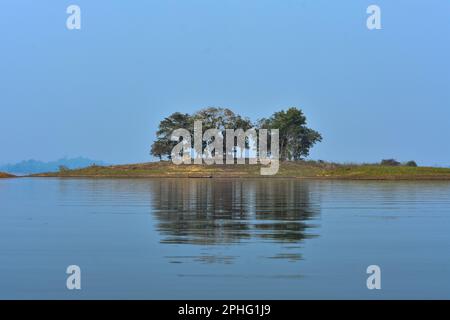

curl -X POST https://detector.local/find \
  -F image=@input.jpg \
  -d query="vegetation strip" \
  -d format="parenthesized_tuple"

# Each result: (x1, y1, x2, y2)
(30, 161, 450, 180)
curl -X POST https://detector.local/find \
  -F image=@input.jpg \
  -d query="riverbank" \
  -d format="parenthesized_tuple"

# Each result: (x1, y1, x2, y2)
(0, 172, 15, 178)
(30, 161, 450, 180)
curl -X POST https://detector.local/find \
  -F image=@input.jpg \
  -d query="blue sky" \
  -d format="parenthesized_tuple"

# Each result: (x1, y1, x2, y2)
(1, 0, 449, 166)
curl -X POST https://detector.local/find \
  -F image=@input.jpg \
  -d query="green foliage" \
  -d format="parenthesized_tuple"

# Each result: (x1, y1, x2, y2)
(150, 139, 168, 161)
(151, 112, 193, 160)
(193, 107, 253, 158)
(405, 160, 418, 167)
(193, 107, 253, 131)
(258, 107, 322, 160)
(150, 106, 322, 161)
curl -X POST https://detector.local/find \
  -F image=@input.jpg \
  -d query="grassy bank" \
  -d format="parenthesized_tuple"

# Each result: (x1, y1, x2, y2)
(31, 161, 450, 180)
(0, 172, 15, 178)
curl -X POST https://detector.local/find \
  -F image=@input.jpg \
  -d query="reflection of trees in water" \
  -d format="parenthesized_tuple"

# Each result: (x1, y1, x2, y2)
(253, 181, 318, 243)
(152, 179, 251, 245)
(151, 179, 319, 249)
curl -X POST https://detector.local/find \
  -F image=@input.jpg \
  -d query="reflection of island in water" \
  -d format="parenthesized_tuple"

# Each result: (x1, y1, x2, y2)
(151, 179, 320, 263)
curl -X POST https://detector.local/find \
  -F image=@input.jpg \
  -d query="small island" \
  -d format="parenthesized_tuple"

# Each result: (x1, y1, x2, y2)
(31, 160, 450, 180)
(12, 107, 450, 180)
(21, 107, 450, 181)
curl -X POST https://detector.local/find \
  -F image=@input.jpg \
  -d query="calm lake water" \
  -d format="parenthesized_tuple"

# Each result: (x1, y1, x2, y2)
(0, 178, 449, 299)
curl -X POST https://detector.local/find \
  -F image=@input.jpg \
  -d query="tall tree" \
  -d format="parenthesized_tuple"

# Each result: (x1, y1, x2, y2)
(258, 107, 322, 160)
(150, 112, 193, 160)
(150, 138, 169, 160)
(150, 107, 322, 162)
(193, 107, 252, 131)
(193, 107, 254, 159)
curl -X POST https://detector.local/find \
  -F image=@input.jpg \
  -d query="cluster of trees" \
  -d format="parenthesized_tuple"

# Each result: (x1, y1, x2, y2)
(150, 107, 322, 162)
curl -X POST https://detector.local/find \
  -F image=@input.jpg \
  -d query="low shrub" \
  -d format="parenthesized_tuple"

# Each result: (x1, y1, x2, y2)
(381, 159, 401, 166)
(405, 161, 418, 167)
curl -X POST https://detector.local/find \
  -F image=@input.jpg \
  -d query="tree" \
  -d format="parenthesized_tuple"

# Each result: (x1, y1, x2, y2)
(150, 112, 193, 160)
(258, 107, 322, 161)
(151, 139, 169, 161)
(193, 107, 254, 159)
(193, 107, 252, 131)
(150, 107, 322, 162)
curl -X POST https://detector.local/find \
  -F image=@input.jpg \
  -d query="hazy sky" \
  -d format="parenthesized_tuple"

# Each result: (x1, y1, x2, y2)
(1, 0, 449, 166)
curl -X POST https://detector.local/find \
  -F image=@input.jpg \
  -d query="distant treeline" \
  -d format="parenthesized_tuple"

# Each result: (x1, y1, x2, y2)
(150, 107, 322, 161)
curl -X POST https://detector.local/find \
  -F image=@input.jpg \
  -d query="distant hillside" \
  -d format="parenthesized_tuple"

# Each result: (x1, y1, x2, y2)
(0, 157, 106, 175)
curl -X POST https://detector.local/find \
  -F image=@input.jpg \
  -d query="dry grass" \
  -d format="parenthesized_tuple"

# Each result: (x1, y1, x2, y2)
(0, 172, 15, 178)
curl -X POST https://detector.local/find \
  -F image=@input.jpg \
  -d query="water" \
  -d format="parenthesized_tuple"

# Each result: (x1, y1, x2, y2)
(0, 178, 449, 299)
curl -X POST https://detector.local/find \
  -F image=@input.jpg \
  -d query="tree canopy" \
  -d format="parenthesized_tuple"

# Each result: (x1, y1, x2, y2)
(258, 108, 322, 160)
(150, 107, 322, 161)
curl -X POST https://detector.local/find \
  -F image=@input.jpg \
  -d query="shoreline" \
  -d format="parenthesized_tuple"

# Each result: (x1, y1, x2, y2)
(13, 161, 450, 181)
(23, 175, 450, 181)
(0, 172, 15, 178)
